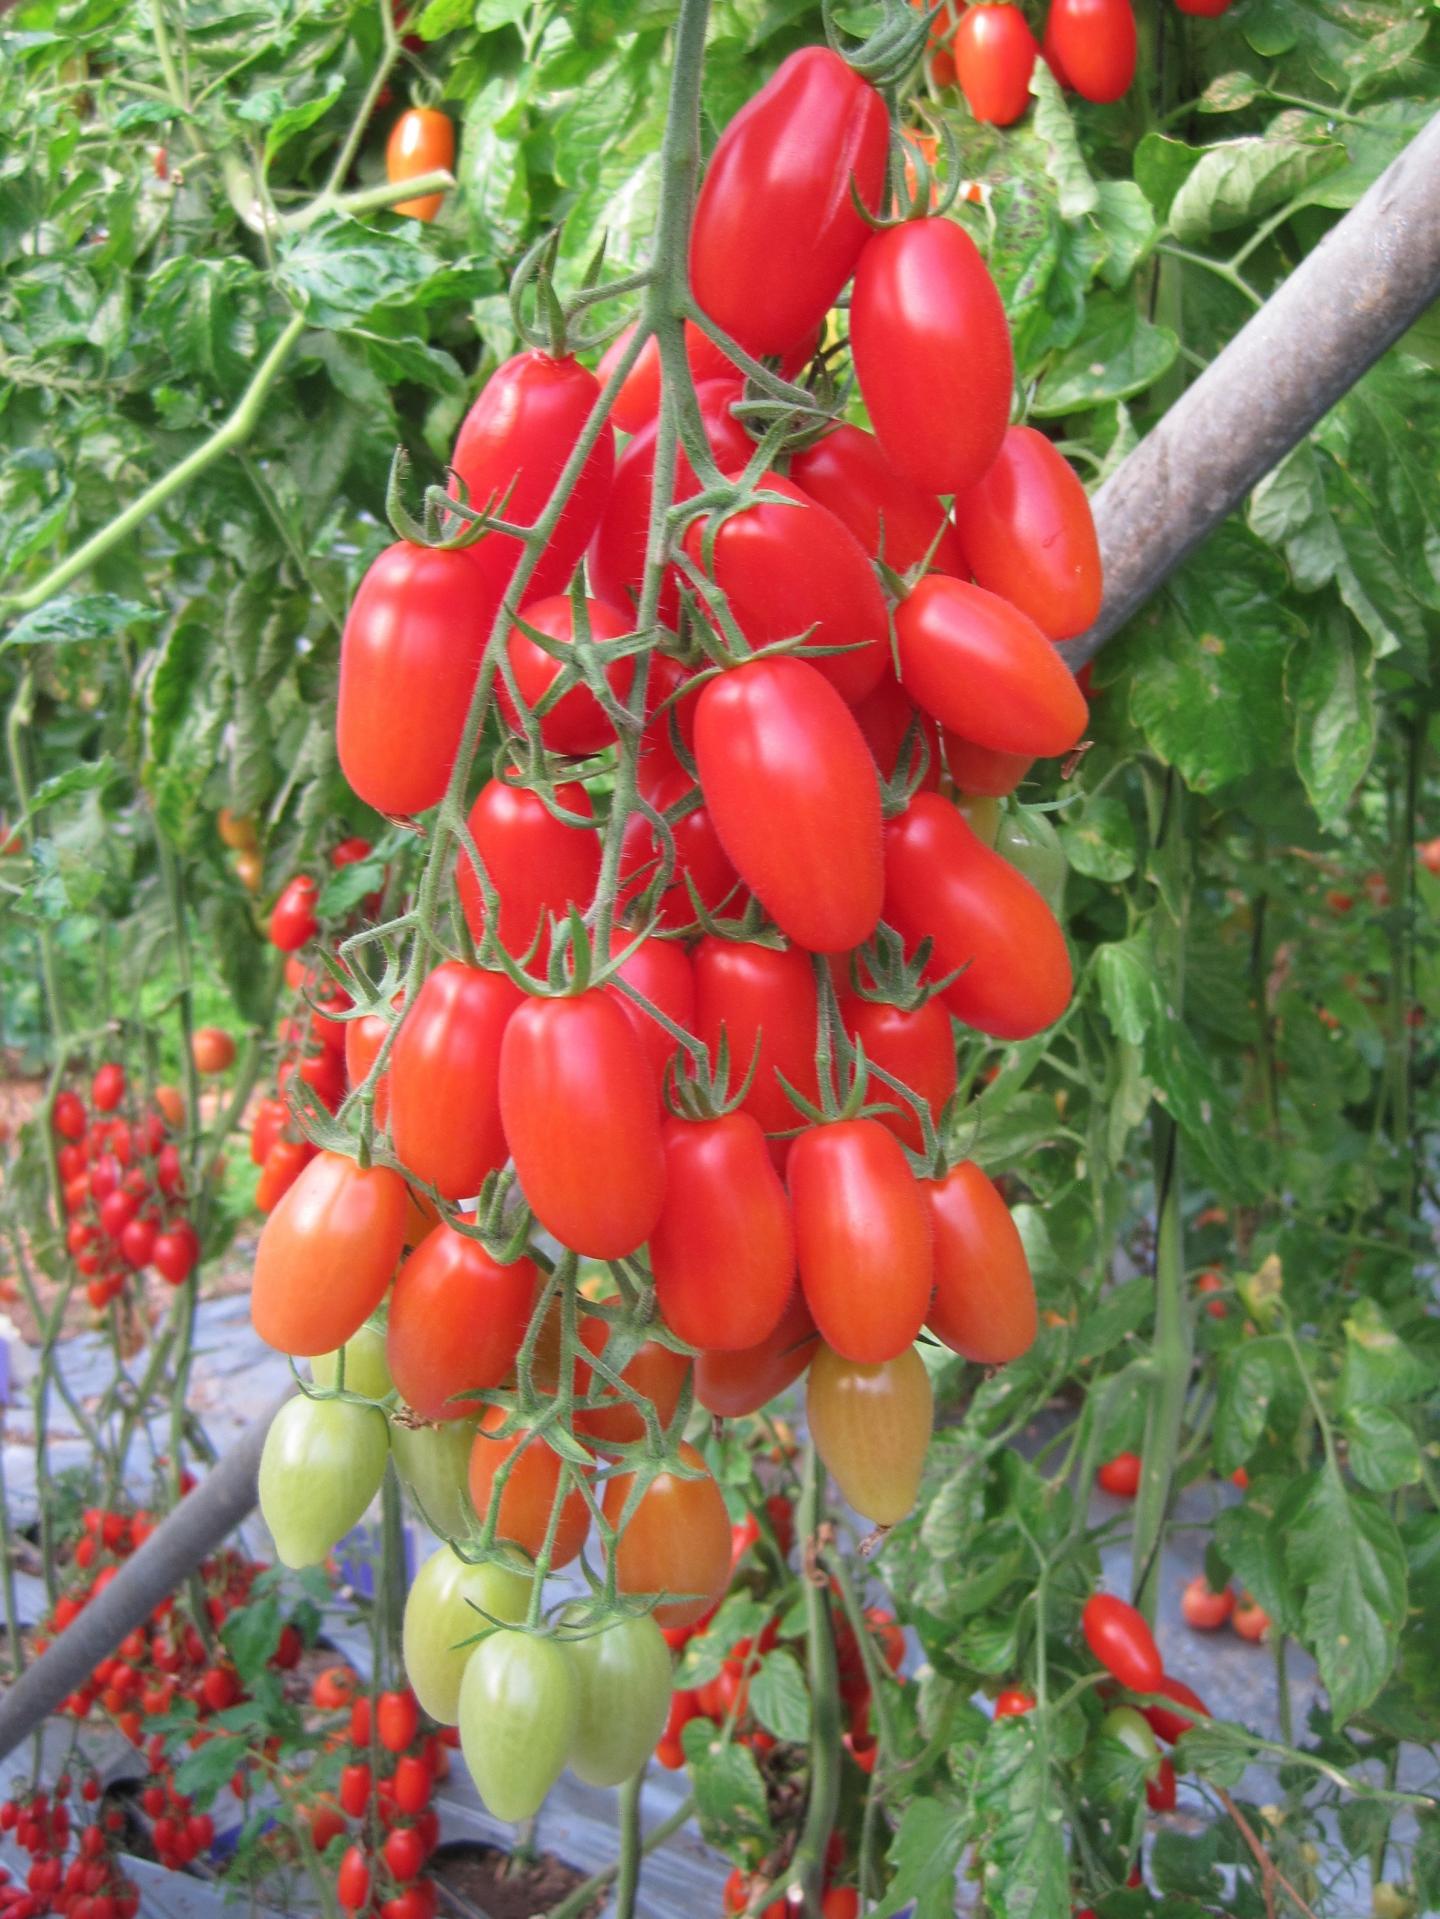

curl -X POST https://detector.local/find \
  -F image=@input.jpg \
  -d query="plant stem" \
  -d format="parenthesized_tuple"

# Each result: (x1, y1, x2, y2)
(614, 1768, 644, 1919)
(794, 1444, 840, 1919)
(544, 1796, 696, 1919)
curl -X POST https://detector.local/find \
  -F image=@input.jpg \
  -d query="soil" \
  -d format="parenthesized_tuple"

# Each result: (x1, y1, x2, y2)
(430, 1841, 600, 1919)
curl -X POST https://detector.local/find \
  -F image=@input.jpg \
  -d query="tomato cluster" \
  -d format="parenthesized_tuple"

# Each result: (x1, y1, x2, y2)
(52, 1070, 198, 1302)
(0, 1778, 136, 1919)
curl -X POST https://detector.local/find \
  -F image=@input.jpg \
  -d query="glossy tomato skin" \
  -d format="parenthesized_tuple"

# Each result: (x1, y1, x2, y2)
(683, 475, 889, 705)
(1044, 0, 1136, 102)
(458, 1630, 578, 1823)
(1081, 1593, 1163, 1693)
(695, 659, 883, 955)
(1141, 1674, 1210, 1744)
(789, 1120, 933, 1363)
(573, 1323, 688, 1447)
(944, 734, 1034, 798)
(496, 596, 634, 755)
(338, 542, 511, 818)
(896, 575, 1088, 757)
(603, 1441, 732, 1629)
(457, 778, 601, 959)
(692, 937, 819, 1145)
(252, 1153, 409, 1356)
(567, 1614, 674, 1788)
(808, 1342, 933, 1526)
(312, 1322, 392, 1400)
(498, 991, 665, 1259)
(695, 1287, 818, 1417)
(954, 5, 1038, 124)
(258, 1395, 390, 1569)
(951, 426, 1102, 639)
(389, 963, 520, 1202)
(344, 1005, 394, 1126)
(386, 107, 454, 221)
(618, 768, 743, 931)
(269, 875, 319, 952)
(468, 1408, 591, 1567)
(605, 937, 696, 1089)
(1174, 0, 1232, 13)
(852, 219, 1013, 495)
(840, 997, 957, 1152)
(884, 793, 1072, 1040)
(690, 48, 888, 358)
(852, 675, 943, 791)
(925, 1161, 1038, 1363)
(789, 426, 967, 577)
(451, 352, 615, 602)
(597, 321, 740, 434)
(1098, 1451, 1142, 1498)
(402, 1545, 529, 1725)
(386, 1223, 537, 1422)
(650, 1114, 795, 1351)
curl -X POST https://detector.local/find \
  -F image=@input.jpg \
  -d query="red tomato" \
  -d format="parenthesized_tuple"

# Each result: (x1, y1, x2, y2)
(1140, 1674, 1210, 1744)
(1098, 1451, 1142, 1498)
(603, 1442, 731, 1628)
(884, 793, 1072, 1040)
(925, 1162, 1037, 1363)
(695, 1288, 818, 1417)
(386, 107, 454, 222)
(1043, 0, 1136, 101)
(457, 777, 601, 960)
(387, 1222, 537, 1421)
(337, 1844, 370, 1912)
(191, 1027, 235, 1075)
(1232, 1594, 1269, 1642)
(1181, 1576, 1235, 1631)
(1081, 1593, 1163, 1693)
(682, 474, 889, 705)
(153, 1224, 199, 1285)
(1174, 0, 1232, 13)
(497, 596, 635, 755)
(851, 219, 1013, 495)
(692, 937, 819, 1146)
(951, 427, 1101, 639)
(376, 1688, 420, 1754)
(596, 321, 740, 435)
(450, 352, 615, 603)
(119, 1216, 157, 1270)
(788, 426, 968, 576)
(618, 768, 743, 931)
(338, 542, 511, 817)
(852, 673, 943, 791)
(344, 1008, 393, 1127)
(573, 1322, 689, 1446)
(994, 1688, 1035, 1717)
(954, 5, 1038, 124)
(841, 997, 957, 1152)
(695, 658, 883, 955)
(650, 1114, 795, 1351)
(690, 48, 887, 358)
(269, 875, 319, 953)
(896, 576, 1088, 757)
(468, 1409, 590, 1566)
(943, 735, 1034, 798)
(91, 1063, 126, 1113)
(498, 991, 665, 1258)
(1146, 1755, 1177, 1812)
(789, 1120, 932, 1364)
(53, 1091, 87, 1140)
(389, 963, 521, 1202)
(605, 938, 696, 1088)
(251, 1153, 409, 1356)
(255, 1137, 316, 1214)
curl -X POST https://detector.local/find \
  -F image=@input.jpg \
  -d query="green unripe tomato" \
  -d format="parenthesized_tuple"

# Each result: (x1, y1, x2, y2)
(391, 1414, 474, 1538)
(459, 1629, 577, 1822)
(955, 792, 1001, 847)
(1101, 1703, 1161, 1774)
(402, 1544, 530, 1725)
(994, 806, 1066, 912)
(566, 1613, 674, 1788)
(258, 1393, 389, 1569)
(311, 1321, 393, 1401)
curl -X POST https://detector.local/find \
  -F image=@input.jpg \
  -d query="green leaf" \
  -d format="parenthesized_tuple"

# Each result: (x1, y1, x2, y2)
(1213, 1497, 1299, 1633)
(1073, 1277, 1153, 1364)
(1173, 1719, 1250, 1790)
(263, 86, 344, 165)
(749, 1648, 810, 1745)
(5, 593, 158, 650)
(1339, 1298, 1438, 1410)
(1033, 294, 1178, 417)
(1090, 181, 1157, 289)
(24, 757, 118, 817)
(221, 1594, 282, 1684)
(1197, 71, 1265, 113)
(173, 1734, 249, 1803)
(280, 220, 440, 327)
(970, 1716, 1068, 1919)
(1213, 1339, 1291, 1476)
(1169, 133, 1347, 244)
(681, 1718, 774, 1851)
(1059, 794, 1137, 882)
(1133, 133, 1203, 221)
(1286, 603, 1375, 825)
(1283, 1461, 1408, 1722)
(1342, 1404, 1422, 1494)
(1094, 938, 1160, 1047)
(1028, 60, 1098, 219)
(871, 1796, 969, 1919)
(141, 256, 264, 393)
(1248, 442, 1344, 591)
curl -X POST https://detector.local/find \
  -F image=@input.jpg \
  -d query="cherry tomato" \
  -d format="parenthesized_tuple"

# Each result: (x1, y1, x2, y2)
(312, 1322, 393, 1400)
(345, 1004, 394, 1126)
(925, 1161, 1038, 1364)
(603, 1442, 731, 1628)
(692, 937, 819, 1153)
(790, 1119, 932, 1363)
(1232, 1594, 1270, 1642)
(944, 735, 1034, 797)
(53, 1090, 88, 1140)
(1081, 1593, 1163, 1693)
(387, 1223, 537, 1421)
(618, 768, 743, 931)
(91, 1063, 125, 1112)
(499, 991, 664, 1259)
(402, 1544, 530, 1725)
(695, 658, 883, 955)
(257, 1395, 389, 1569)
(389, 962, 521, 1201)
(683, 474, 889, 705)
(789, 425, 967, 577)
(269, 875, 319, 953)
(497, 596, 635, 755)
(451, 352, 615, 603)
(884, 792, 1072, 1040)
(953, 5, 1038, 124)
(1102, 1703, 1160, 1771)
(392, 1419, 474, 1539)
(251, 1153, 409, 1356)
(1147, 1754, 1178, 1811)
(1043, 0, 1136, 101)
(338, 542, 511, 817)
(386, 106, 454, 222)
(255, 1137, 316, 1214)
(1098, 1451, 1142, 1498)
(994, 1688, 1035, 1717)
(808, 1341, 933, 1527)
(851, 673, 942, 791)
(841, 996, 956, 1152)
(951, 426, 1102, 640)
(690, 48, 887, 357)
(695, 1288, 819, 1417)
(650, 1113, 795, 1351)
(1139, 1674, 1210, 1745)
(605, 937, 696, 1088)
(218, 807, 257, 850)
(1181, 1576, 1235, 1631)
(336, 1843, 371, 1912)
(119, 1216, 157, 1270)
(852, 218, 1013, 495)
(376, 1689, 420, 1754)
(191, 1027, 235, 1075)
(458, 1630, 577, 1822)
(567, 1614, 674, 1788)
(573, 1323, 689, 1447)
(468, 1409, 590, 1567)
(596, 320, 739, 435)
(457, 777, 601, 960)
(1174, 0, 1232, 13)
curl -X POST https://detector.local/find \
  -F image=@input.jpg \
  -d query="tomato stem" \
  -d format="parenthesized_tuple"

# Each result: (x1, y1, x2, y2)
(795, 1442, 841, 1919)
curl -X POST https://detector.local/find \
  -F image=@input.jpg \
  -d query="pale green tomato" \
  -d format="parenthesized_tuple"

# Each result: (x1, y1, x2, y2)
(391, 1415, 474, 1537)
(1101, 1703, 1160, 1773)
(459, 1630, 577, 1823)
(955, 792, 1000, 847)
(402, 1544, 530, 1725)
(567, 1613, 674, 1787)
(311, 1321, 393, 1401)
(994, 806, 1067, 912)
(258, 1393, 389, 1569)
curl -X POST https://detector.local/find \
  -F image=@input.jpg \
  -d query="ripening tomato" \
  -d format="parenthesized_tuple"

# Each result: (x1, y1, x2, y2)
(840, 997, 957, 1152)
(695, 659, 883, 955)
(808, 1341, 933, 1527)
(650, 1114, 795, 1351)
(92, 1062, 125, 1113)
(896, 576, 1088, 758)
(1139, 1674, 1210, 1745)
(191, 1027, 235, 1075)
(1098, 1451, 1142, 1498)
(690, 48, 887, 357)
(884, 793, 1072, 1040)
(605, 937, 696, 1088)
(789, 426, 967, 577)
(852, 674, 943, 791)
(255, 1137, 316, 1214)
(1181, 1576, 1235, 1631)
(944, 735, 1034, 798)
(497, 597, 635, 755)
(499, 992, 665, 1258)
(338, 542, 511, 818)
(391, 1419, 474, 1540)
(451, 352, 615, 603)
(457, 777, 601, 961)
(387, 1223, 537, 1422)
(402, 1544, 530, 1724)
(573, 1322, 689, 1447)
(311, 1322, 393, 1400)
(258, 1395, 389, 1569)
(618, 768, 743, 931)
(603, 1442, 731, 1629)
(695, 1288, 819, 1417)
(386, 107, 454, 222)
(851, 219, 1013, 495)
(692, 937, 819, 1146)
(954, 5, 1038, 124)
(458, 1630, 577, 1823)
(1102, 1703, 1161, 1771)
(337, 1843, 371, 1912)
(1043, 0, 1136, 101)
(951, 426, 1102, 639)
(925, 1161, 1038, 1363)
(1231, 1594, 1269, 1642)
(994, 1688, 1035, 1717)
(468, 1409, 591, 1567)
(596, 321, 739, 434)
(1081, 1593, 1163, 1693)
(683, 475, 889, 705)
(251, 1152, 409, 1356)
(389, 963, 521, 1202)
(790, 1120, 932, 1363)
(344, 1006, 394, 1127)
(567, 1613, 674, 1788)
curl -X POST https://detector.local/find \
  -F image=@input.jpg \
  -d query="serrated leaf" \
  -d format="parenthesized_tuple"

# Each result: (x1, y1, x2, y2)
(749, 1648, 809, 1745)
(681, 1718, 773, 1851)
(1284, 1461, 1407, 1721)
(1287, 604, 1375, 825)
(1169, 133, 1347, 244)
(221, 1593, 282, 1683)
(1073, 1277, 1153, 1364)
(1133, 133, 1203, 221)
(263, 86, 344, 165)
(1033, 294, 1177, 417)
(1029, 59, 1098, 219)
(1213, 1339, 1291, 1476)
(870, 1796, 969, 1919)
(1213, 1497, 1298, 1632)
(1339, 1298, 1438, 1410)
(1198, 71, 1265, 113)
(1059, 794, 1137, 881)
(970, 1716, 1068, 1919)
(173, 1734, 249, 1803)
(280, 220, 440, 327)
(5, 593, 158, 649)
(1342, 1404, 1421, 1493)
(1090, 180, 1156, 289)
(1094, 938, 1160, 1047)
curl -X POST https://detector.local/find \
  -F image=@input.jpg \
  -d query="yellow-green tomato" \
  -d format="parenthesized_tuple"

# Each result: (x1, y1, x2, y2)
(258, 1394, 389, 1569)
(459, 1630, 577, 1823)
(402, 1544, 530, 1725)
(807, 1341, 933, 1527)
(955, 792, 1001, 847)
(994, 807, 1066, 912)
(391, 1414, 474, 1537)
(1101, 1703, 1161, 1774)
(311, 1321, 393, 1401)
(567, 1614, 673, 1788)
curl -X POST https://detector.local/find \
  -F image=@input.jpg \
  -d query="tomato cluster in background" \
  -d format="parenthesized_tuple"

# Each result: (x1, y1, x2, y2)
(0, 1776, 138, 1919)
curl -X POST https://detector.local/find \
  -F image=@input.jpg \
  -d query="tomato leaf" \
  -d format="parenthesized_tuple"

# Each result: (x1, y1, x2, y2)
(1340, 1299, 1439, 1410)
(1282, 1462, 1408, 1721)
(969, 1715, 1069, 1919)
(1342, 1404, 1422, 1493)
(681, 1717, 774, 1851)
(870, 1796, 969, 1919)
(749, 1648, 810, 1745)
(1213, 1338, 1297, 1476)
(1168, 132, 1347, 245)
(1032, 293, 1178, 416)
(1059, 794, 1137, 882)
(1286, 603, 1376, 826)
(4, 594, 159, 651)
(1029, 61, 1099, 220)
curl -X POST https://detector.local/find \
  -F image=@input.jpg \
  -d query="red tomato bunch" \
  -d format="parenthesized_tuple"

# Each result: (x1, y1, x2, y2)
(52, 1070, 198, 1302)
(0, 1779, 137, 1919)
